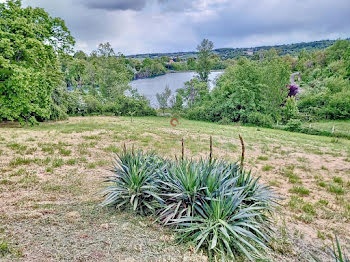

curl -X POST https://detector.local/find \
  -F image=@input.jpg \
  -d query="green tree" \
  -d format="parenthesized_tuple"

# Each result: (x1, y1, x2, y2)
(179, 78, 209, 108)
(0, 0, 74, 124)
(170, 93, 183, 111)
(187, 57, 196, 70)
(156, 86, 172, 114)
(196, 39, 214, 82)
(282, 96, 299, 123)
(91, 43, 132, 100)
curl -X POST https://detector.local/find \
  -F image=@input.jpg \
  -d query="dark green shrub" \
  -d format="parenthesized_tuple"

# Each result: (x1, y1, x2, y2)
(246, 112, 273, 127)
(285, 119, 302, 131)
(282, 96, 299, 123)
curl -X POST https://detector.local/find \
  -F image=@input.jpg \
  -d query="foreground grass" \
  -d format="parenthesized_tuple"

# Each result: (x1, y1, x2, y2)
(0, 116, 349, 261)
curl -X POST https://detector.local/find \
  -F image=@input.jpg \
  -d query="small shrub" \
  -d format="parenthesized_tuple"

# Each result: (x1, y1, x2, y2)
(285, 119, 302, 132)
(246, 112, 273, 128)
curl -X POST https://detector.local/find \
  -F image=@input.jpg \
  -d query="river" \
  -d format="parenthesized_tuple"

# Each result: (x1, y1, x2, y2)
(130, 71, 223, 108)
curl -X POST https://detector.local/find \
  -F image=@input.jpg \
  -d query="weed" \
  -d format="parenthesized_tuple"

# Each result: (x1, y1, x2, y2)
(18, 173, 39, 188)
(82, 135, 100, 140)
(296, 214, 314, 223)
(0, 179, 12, 185)
(317, 199, 328, 206)
(66, 158, 78, 165)
(25, 146, 37, 155)
(333, 177, 343, 184)
(289, 186, 310, 196)
(6, 142, 27, 154)
(257, 156, 268, 161)
(317, 231, 325, 240)
(283, 168, 301, 184)
(52, 158, 64, 168)
(59, 148, 72, 156)
(328, 184, 345, 195)
(321, 165, 328, 170)
(104, 145, 120, 154)
(9, 168, 26, 177)
(262, 165, 273, 171)
(288, 196, 304, 210)
(0, 240, 11, 257)
(86, 162, 96, 169)
(9, 157, 32, 167)
(269, 179, 280, 187)
(317, 181, 326, 188)
(302, 203, 316, 215)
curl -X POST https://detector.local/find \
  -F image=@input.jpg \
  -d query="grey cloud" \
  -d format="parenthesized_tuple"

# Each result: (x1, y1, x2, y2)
(83, 0, 147, 11)
(191, 0, 350, 47)
(22, 0, 350, 54)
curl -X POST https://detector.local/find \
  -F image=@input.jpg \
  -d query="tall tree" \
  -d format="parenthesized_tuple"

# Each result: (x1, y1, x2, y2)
(91, 43, 132, 100)
(156, 86, 172, 114)
(0, 0, 74, 124)
(196, 39, 214, 82)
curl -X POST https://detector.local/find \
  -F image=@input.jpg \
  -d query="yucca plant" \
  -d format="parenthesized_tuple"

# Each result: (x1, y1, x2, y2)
(100, 151, 164, 215)
(234, 170, 277, 208)
(157, 160, 207, 224)
(101, 151, 276, 261)
(172, 191, 271, 261)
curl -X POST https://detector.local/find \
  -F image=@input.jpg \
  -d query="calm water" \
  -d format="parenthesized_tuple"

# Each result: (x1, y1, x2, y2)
(131, 71, 223, 107)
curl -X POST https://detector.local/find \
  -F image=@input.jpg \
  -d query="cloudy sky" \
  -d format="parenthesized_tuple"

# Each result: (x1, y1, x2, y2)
(15, 0, 350, 55)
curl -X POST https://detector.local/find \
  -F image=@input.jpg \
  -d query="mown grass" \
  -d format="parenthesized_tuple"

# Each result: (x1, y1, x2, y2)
(303, 120, 350, 137)
(0, 116, 349, 261)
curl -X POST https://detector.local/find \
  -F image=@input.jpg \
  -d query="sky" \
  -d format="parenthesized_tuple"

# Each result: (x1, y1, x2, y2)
(10, 0, 350, 55)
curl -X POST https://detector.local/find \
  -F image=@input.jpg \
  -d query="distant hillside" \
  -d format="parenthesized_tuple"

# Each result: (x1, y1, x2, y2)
(126, 38, 349, 60)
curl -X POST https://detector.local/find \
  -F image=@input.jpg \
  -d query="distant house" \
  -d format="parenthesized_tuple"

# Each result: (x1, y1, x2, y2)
(169, 59, 175, 64)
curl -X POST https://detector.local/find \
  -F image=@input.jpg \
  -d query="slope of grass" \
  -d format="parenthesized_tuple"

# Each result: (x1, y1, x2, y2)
(0, 116, 349, 261)
(302, 120, 350, 138)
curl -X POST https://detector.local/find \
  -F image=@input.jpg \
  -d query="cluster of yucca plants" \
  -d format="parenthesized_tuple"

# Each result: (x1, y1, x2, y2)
(101, 149, 277, 261)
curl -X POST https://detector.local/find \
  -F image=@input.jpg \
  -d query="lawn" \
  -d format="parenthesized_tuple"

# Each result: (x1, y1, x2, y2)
(1, 116, 349, 261)
(302, 119, 350, 138)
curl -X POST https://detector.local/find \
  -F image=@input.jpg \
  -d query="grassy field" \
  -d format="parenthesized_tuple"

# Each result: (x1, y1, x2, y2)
(302, 119, 350, 138)
(0, 116, 349, 261)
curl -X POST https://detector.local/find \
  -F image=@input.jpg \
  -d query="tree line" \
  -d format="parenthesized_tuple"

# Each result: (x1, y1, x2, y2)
(0, 0, 156, 124)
